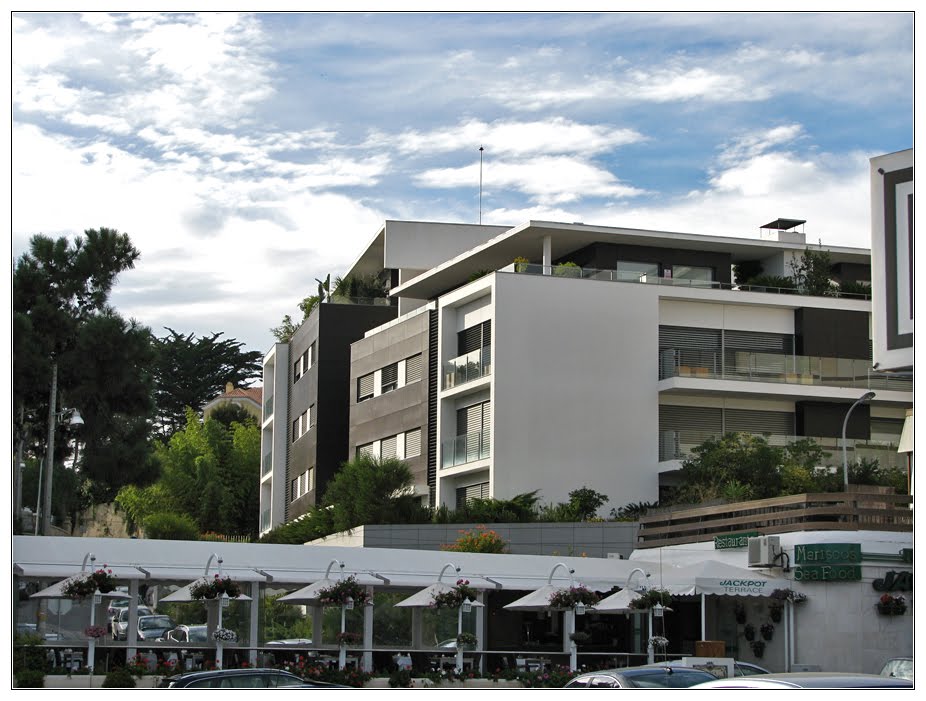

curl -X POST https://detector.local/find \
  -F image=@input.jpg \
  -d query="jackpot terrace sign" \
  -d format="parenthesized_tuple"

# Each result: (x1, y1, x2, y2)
(794, 543, 862, 582)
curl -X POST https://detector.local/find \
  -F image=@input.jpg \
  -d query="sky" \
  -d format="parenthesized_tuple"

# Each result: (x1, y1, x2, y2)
(9, 10, 916, 359)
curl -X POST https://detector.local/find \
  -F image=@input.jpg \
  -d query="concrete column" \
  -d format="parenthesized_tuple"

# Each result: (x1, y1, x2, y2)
(476, 591, 486, 673)
(542, 235, 552, 274)
(312, 605, 323, 648)
(363, 586, 374, 672)
(127, 579, 139, 660)
(411, 608, 422, 649)
(248, 581, 260, 666)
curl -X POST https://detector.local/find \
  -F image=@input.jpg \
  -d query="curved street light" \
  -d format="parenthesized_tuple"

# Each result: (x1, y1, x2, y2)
(843, 392, 876, 488)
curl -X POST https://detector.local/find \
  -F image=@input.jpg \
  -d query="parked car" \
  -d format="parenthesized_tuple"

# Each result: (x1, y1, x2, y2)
(164, 624, 208, 643)
(691, 672, 914, 689)
(564, 665, 717, 688)
(110, 606, 154, 639)
(137, 614, 177, 641)
(158, 668, 325, 688)
(880, 657, 913, 681)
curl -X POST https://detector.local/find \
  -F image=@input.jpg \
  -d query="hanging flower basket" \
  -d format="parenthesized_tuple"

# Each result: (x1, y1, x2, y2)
(61, 567, 117, 600)
(212, 628, 238, 642)
(335, 631, 362, 647)
(648, 636, 669, 650)
(456, 632, 478, 649)
(548, 585, 600, 610)
(84, 625, 108, 639)
(628, 589, 672, 611)
(743, 623, 756, 641)
(317, 575, 371, 607)
(760, 623, 774, 641)
(569, 631, 591, 645)
(733, 602, 747, 624)
(750, 640, 766, 658)
(430, 579, 478, 609)
(770, 588, 807, 604)
(877, 594, 907, 616)
(190, 575, 242, 600)
(768, 602, 783, 623)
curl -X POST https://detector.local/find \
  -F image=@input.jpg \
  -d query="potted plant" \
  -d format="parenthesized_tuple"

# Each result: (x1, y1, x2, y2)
(513, 256, 530, 273)
(750, 640, 766, 658)
(734, 602, 747, 624)
(61, 567, 117, 600)
(316, 575, 371, 607)
(455, 632, 478, 650)
(648, 636, 669, 651)
(335, 631, 362, 647)
(768, 602, 783, 623)
(760, 623, 774, 641)
(189, 574, 242, 600)
(430, 579, 478, 609)
(569, 631, 591, 645)
(628, 589, 672, 611)
(548, 585, 600, 610)
(84, 625, 108, 640)
(770, 588, 807, 605)
(743, 623, 756, 641)
(877, 593, 907, 616)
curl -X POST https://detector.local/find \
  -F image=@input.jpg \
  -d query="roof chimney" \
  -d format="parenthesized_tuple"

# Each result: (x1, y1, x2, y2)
(225, 382, 234, 393)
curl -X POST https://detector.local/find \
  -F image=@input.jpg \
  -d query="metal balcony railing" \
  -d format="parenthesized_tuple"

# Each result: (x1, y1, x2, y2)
(441, 430, 490, 468)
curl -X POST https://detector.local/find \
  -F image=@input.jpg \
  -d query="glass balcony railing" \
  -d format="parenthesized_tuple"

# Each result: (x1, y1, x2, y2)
(264, 396, 273, 419)
(501, 263, 872, 300)
(443, 348, 491, 389)
(441, 430, 490, 468)
(260, 509, 271, 533)
(658, 430, 907, 470)
(658, 349, 913, 392)
(262, 453, 272, 477)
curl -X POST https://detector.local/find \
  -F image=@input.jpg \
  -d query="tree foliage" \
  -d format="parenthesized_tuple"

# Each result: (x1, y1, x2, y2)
(151, 329, 262, 440)
(789, 246, 838, 296)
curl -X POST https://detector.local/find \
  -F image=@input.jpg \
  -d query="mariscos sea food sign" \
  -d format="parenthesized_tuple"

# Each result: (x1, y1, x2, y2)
(793, 543, 862, 582)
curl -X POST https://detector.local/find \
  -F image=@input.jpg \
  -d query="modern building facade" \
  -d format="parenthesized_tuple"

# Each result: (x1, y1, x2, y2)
(262, 217, 913, 534)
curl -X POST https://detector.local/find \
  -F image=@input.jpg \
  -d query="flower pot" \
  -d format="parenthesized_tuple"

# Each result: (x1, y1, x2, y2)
(761, 630, 773, 642)
(743, 626, 755, 642)
(877, 603, 906, 616)
(769, 607, 782, 623)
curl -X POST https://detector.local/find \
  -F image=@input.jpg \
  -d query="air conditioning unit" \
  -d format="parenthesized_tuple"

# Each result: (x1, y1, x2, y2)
(747, 536, 781, 567)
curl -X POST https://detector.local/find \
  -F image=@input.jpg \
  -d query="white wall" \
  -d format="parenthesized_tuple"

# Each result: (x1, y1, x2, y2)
(491, 272, 660, 509)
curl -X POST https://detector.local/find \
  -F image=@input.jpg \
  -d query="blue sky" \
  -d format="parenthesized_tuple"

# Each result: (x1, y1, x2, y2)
(10, 11, 915, 356)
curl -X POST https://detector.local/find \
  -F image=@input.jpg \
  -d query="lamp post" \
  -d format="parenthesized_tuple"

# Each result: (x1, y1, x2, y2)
(843, 392, 876, 489)
(547, 562, 578, 671)
(37, 400, 84, 536)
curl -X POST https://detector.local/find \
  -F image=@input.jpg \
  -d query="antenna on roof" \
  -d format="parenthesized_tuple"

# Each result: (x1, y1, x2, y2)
(478, 146, 484, 225)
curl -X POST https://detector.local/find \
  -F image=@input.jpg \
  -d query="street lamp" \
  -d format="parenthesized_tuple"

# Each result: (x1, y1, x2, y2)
(38, 401, 84, 536)
(843, 391, 876, 489)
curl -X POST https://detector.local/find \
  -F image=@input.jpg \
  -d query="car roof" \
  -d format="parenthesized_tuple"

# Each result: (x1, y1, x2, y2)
(693, 672, 914, 689)
(575, 664, 714, 678)
(160, 668, 303, 685)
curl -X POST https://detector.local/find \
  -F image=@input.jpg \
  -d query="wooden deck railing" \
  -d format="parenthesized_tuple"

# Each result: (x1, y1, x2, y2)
(636, 488, 912, 548)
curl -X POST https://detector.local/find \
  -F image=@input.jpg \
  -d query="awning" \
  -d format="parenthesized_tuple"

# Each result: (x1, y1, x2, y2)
(15, 563, 148, 580)
(660, 560, 788, 596)
(160, 577, 253, 603)
(394, 581, 485, 609)
(30, 578, 130, 600)
(594, 584, 696, 613)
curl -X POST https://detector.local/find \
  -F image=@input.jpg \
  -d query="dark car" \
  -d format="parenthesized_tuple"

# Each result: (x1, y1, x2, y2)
(655, 659, 770, 677)
(137, 614, 176, 641)
(564, 665, 717, 689)
(691, 672, 914, 689)
(158, 668, 309, 688)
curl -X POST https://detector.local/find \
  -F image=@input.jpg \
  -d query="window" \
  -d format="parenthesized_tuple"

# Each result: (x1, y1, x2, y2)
(458, 321, 491, 355)
(308, 404, 316, 428)
(617, 261, 660, 282)
(358, 373, 374, 402)
(306, 467, 315, 493)
(456, 482, 489, 509)
(290, 478, 298, 502)
(457, 400, 491, 462)
(357, 442, 376, 459)
(381, 362, 398, 393)
(381, 435, 398, 459)
(672, 264, 713, 284)
(405, 428, 422, 458)
(292, 418, 300, 442)
(405, 353, 423, 383)
(293, 359, 302, 383)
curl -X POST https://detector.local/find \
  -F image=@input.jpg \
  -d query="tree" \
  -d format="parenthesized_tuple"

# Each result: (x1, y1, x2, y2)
(566, 487, 609, 520)
(271, 295, 321, 343)
(152, 409, 260, 536)
(151, 329, 262, 440)
(209, 403, 257, 430)
(13, 228, 144, 518)
(789, 246, 838, 296)
(320, 455, 430, 533)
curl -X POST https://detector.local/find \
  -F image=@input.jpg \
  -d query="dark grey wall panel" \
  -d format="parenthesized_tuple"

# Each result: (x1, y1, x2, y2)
(567, 242, 733, 285)
(796, 400, 870, 440)
(794, 308, 870, 360)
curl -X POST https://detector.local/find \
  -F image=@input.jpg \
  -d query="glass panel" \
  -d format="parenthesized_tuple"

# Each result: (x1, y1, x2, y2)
(616, 261, 660, 282)
(672, 264, 713, 283)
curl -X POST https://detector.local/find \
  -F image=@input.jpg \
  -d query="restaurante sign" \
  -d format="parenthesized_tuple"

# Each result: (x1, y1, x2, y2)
(714, 531, 759, 550)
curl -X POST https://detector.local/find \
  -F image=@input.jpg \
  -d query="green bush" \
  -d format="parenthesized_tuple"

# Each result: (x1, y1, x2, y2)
(142, 511, 200, 540)
(744, 274, 797, 292)
(389, 669, 413, 688)
(15, 669, 45, 688)
(102, 667, 137, 688)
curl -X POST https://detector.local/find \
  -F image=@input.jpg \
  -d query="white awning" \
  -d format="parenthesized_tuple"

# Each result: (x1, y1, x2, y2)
(898, 409, 913, 453)
(394, 582, 485, 609)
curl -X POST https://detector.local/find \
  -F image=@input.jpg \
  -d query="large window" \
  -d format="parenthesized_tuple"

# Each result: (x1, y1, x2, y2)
(672, 264, 713, 285)
(616, 261, 660, 282)
(456, 482, 489, 509)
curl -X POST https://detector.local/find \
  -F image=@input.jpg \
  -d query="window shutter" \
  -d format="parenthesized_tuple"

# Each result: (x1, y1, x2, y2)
(358, 372, 374, 401)
(381, 363, 398, 391)
(405, 354, 423, 383)
(725, 409, 794, 437)
(405, 428, 422, 458)
(381, 435, 398, 459)
(309, 404, 316, 428)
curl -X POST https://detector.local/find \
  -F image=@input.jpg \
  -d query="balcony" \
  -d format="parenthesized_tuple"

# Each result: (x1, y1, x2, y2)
(441, 430, 490, 468)
(443, 348, 491, 390)
(262, 452, 272, 477)
(659, 430, 907, 470)
(659, 349, 913, 392)
(259, 509, 271, 533)
(264, 395, 273, 419)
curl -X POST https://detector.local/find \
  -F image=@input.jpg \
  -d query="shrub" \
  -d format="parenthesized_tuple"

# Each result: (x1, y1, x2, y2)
(389, 669, 413, 687)
(102, 667, 136, 688)
(142, 511, 200, 540)
(15, 669, 45, 688)
(442, 525, 508, 553)
(838, 280, 871, 298)
(744, 274, 797, 292)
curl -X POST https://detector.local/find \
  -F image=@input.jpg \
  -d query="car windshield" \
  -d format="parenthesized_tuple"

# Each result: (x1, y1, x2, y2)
(881, 659, 913, 680)
(625, 669, 715, 688)
(189, 627, 208, 642)
(140, 616, 173, 630)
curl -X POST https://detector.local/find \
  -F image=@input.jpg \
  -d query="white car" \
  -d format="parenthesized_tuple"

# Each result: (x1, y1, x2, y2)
(110, 606, 153, 639)
(691, 672, 913, 689)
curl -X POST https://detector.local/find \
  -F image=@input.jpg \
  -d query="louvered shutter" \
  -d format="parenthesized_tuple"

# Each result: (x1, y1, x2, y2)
(725, 409, 794, 438)
(381, 435, 398, 459)
(405, 428, 422, 458)
(358, 372, 374, 401)
(381, 363, 398, 392)
(659, 405, 723, 460)
(405, 354, 423, 383)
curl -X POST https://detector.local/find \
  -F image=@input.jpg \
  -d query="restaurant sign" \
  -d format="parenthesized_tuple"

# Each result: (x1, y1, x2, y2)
(794, 543, 861, 565)
(793, 564, 861, 582)
(714, 531, 759, 550)
(695, 577, 772, 596)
